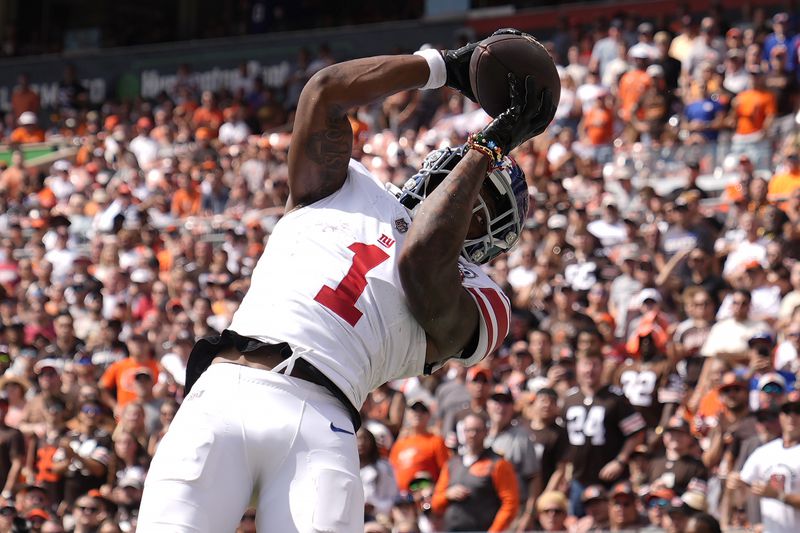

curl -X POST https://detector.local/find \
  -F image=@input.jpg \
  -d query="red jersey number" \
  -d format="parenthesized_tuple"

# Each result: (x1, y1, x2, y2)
(314, 243, 389, 326)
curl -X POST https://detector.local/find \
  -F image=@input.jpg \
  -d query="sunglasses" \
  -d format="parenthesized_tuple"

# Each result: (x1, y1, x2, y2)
(0, 507, 14, 516)
(721, 385, 745, 394)
(648, 498, 670, 509)
(77, 505, 100, 513)
(762, 383, 784, 394)
(541, 508, 565, 515)
(81, 406, 102, 415)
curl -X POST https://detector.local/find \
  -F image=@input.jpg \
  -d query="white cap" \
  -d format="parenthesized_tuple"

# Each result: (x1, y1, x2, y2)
(757, 372, 786, 391)
(628, 44, 651, 60)
(130, 268, 154, 284)
(646, 64, 665, 78)
(52, 160, 70, 172)
(18, 112, 37, 125)
(636, 288, 662, 306)
(548, 214, 568, 230)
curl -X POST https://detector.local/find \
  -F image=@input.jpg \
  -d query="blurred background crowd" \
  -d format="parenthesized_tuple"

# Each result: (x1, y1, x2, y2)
(1, 2, 800, 532)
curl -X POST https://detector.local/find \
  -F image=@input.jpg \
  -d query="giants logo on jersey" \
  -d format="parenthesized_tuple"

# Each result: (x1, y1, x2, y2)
(378, 234, 395, 248)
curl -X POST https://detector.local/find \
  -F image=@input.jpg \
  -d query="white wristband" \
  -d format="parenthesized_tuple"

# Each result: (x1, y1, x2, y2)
(414, 49, 447, 90)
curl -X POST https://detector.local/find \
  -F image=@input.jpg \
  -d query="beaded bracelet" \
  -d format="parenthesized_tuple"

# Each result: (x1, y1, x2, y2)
(467, 132, 504, 169)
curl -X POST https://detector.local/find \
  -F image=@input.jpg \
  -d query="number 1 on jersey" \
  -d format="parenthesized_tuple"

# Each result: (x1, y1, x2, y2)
(314, 242, 389, 326)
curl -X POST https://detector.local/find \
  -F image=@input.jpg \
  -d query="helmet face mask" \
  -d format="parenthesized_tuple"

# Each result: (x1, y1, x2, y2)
(397, 144, 528, 264)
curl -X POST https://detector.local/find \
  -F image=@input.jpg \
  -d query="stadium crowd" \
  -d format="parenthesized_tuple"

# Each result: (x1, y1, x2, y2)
(1, 4, 800, 532)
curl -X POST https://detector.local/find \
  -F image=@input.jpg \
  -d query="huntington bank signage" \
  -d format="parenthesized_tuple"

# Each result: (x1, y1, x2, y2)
(0, 19, 461, 115)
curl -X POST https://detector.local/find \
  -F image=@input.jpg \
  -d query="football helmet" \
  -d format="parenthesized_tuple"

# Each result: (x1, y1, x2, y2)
(397, 144, 529, 264)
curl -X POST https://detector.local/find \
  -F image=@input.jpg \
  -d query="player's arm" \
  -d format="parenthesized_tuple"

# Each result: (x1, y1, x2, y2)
(399, 76, 555, 364)
(286, 55, 430, 210)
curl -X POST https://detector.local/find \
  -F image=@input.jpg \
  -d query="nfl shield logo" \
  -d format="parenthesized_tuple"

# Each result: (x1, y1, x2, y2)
(394, 218, 409, 233)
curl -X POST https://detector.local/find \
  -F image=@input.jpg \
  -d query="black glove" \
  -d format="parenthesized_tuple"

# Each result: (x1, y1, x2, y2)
(441, 42, 479, 102)
(441, 29, 529, 103)
(479, 73, 557, 155)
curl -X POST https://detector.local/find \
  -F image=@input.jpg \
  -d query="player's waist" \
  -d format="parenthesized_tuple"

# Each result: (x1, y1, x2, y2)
(213, 340, 361, 431)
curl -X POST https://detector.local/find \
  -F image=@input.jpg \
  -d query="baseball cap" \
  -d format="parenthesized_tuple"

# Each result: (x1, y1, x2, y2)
(636, 288, 662, 306)
(26, 508, 50, 521)
(611, 481, 635, 499)
(408, 398, 431, 412)
(489, 384, 514, 402)
(536, 491, 568, 513)
(18, 111, 36, 125)
(409, 471, 434, 491)
(52, 160, 70, 172)
(726, 27, 742, 38)
(757, 372, 786, 392)
(719, 371, 747, 391)
(744, 259, 764, 272)
(644, 487, 676, 504)
(773, 12, 789, 24)
(748, 331, 774, 346)
(467, 367, 492, 383)
(33, 358, 62, 375)
(119, 469, 145, 490)
(629, 43, 651, 60)
(638, 22, 654, 34)
(547, 214, 568, 230)
(664, 415, 692, 434)
(130, 268, 154, 284)
(136, 116, 153, 129)
(581, 485, 608, 504)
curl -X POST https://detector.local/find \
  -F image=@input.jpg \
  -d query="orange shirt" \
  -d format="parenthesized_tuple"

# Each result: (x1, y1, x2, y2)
(171, 188, 201, 217)
(9, 127, 45, 144)
(734, 89, 776, 135)
(11, 89, 40, 119)
(192, 107, 223, 132)
(99, 358, 160, 407)
(694, 389, 723, 435)
(389, 432, 450, 491)
(618, 70, 652, 121)
(583, 107, 614, 145)
(768, 169, 800, 201)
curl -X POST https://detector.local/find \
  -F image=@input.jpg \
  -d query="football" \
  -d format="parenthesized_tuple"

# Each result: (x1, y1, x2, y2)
(469, 32, 561, 118)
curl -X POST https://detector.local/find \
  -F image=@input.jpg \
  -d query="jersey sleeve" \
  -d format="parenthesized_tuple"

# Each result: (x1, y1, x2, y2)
(458, 260, 511, 367)
(613, 390, 647, 437)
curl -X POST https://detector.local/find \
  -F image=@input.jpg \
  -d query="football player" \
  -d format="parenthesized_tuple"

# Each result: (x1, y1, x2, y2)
(138, 31, 556, 532)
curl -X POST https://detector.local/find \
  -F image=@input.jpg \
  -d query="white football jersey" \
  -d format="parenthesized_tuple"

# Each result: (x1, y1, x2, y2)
(229, 160, 509, 409)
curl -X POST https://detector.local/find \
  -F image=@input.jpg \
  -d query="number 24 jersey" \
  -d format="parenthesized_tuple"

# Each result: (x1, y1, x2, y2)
(229, 160, 509, 410)
(561, 385, 646, 484)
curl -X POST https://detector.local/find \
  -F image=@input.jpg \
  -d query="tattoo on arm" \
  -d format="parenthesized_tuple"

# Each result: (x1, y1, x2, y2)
(302, 107, 352, 200)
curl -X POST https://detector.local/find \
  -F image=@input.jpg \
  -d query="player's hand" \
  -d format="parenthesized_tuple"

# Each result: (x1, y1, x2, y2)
(599, 458, 625, 481)
(479, 74, 556, 156)
(441, 42, 479, 102)
(446, 484, 472, 501)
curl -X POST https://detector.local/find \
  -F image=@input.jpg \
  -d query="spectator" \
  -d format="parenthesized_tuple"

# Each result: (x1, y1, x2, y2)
(701, 289, 770, 360)
(9, 111, 45, 144)
(649, 416, 709, 493)
(485, 384, 540, 530)
(732, 391, 800, 532)
(431, 412, 519, 532)
(552, 349, 646, 516)
(534, 490, 569, 532)
(11, 73, 40, 120)
(389, 398, 448, 493)
(0, 393, 23, 498)
(358, 427, 398, 519)
(98, 332, 159, 414)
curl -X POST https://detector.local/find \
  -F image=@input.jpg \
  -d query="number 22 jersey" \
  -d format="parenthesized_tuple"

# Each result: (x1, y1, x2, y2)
(229, 159, 510, 410)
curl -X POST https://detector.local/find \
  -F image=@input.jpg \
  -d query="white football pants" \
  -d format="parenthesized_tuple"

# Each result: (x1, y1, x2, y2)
(138, 362, 364, 532)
